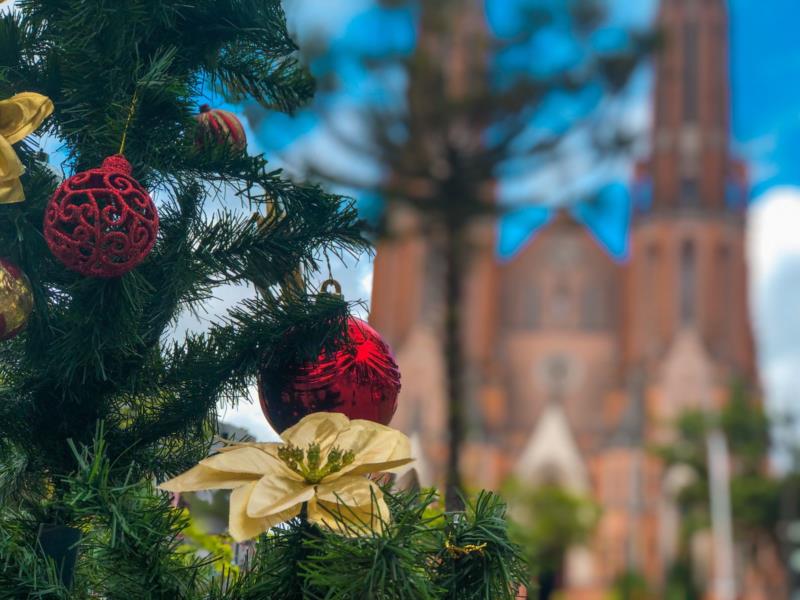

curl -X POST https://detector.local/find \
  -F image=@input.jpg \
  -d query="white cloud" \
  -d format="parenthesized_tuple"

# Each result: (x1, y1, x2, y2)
(360, 266, 374, 299)
(747, 186, 800, 281)
(217, 385, 281, 442)
(747, 186, 800, 466)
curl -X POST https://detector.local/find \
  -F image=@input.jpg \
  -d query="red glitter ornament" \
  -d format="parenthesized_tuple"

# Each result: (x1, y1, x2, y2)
(195, 104, 247, 153)
(258, 317, 401, 432)
(43, 154, 159, 278)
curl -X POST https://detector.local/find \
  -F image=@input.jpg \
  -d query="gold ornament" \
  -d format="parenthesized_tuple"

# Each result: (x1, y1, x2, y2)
(0, 92, 54, 204)
(0, 257, 33, 340)
(159, 412, 414, 541)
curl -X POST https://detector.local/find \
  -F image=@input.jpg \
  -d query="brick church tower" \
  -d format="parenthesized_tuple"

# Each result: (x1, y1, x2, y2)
(370, 0, 763, 596)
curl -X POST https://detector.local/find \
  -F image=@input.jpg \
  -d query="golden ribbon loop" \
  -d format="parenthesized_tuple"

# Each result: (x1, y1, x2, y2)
(445, 538, 488, 558)
(0, 92, 53, 204)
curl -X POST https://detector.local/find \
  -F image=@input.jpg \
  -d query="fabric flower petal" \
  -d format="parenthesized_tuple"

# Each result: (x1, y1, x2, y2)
(247, 475, 315, 518)
(333, 420, 413, 477)
(229, 481, 300, 542)
(158, 464, 259, 492)
(308, 494, 390, 537)
(315, 475, 382, 508)
(216, 441, 279, 454)
(0, 92, 54, 144)
(280, 412, 350, 453)
(198, 446, 292, 478)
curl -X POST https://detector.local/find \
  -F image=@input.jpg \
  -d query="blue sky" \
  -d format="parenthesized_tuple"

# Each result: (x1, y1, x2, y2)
(212, 0, 800, 446)
(729, 0, 800, 195)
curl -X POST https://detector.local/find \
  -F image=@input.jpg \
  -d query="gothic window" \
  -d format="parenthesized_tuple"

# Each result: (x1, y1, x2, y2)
(525, 284, 540, 329)
(504, 280, 539, 330)
(540, 354, 572, 402)
(683, 22, 699, 122)
(581, 283, 606, 329)
(644, 244, 660, 346)
(715, 244, 732, 349)
(679, 240, 696, 325)
(550, 280, 572, 327)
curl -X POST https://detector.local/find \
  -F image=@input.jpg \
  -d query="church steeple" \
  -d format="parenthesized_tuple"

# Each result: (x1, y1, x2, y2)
(648, 0, 734, 213)
(624, 0, 754, 376)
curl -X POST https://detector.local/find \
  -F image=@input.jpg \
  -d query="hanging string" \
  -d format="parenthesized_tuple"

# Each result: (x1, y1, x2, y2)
(118, 89, 140, 155)
(324, 250, 334, 282)
(251, 203, 307, 297)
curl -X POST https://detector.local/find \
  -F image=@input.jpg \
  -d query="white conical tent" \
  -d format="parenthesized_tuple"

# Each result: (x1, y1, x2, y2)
(513, 402, 589, 493)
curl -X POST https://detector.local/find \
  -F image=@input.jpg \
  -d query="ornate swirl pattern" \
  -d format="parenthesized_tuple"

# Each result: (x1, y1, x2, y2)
(43, 154, 158, 278)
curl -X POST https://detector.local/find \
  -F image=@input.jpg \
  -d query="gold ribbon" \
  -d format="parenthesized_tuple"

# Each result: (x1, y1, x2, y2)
(445, 538, 488, 558)
(0, 92, 53, 204)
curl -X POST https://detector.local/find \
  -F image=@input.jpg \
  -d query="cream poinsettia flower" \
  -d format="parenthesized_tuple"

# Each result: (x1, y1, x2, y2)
(0, 92, 53, 204)
(159, 412, 413, 541)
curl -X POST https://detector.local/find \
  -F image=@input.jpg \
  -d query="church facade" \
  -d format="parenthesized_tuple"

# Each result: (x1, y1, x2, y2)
(369, 0, 777, 597)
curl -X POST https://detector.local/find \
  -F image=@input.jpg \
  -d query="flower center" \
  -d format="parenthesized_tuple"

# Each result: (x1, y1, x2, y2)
(277, 442, 356, 484)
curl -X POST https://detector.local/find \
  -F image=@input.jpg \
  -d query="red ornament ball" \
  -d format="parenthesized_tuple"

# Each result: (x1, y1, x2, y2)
(195, 104, 247, 153)
(43, 154, 159, 278)
(258, 317, 401, 432)
(0, 257, 33, 341)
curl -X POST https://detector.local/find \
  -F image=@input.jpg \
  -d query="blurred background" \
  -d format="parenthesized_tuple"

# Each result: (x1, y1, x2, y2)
(180, 0, 800, 598)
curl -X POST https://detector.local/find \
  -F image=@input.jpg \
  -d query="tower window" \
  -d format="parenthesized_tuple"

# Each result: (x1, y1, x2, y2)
(683, 22, 699, 122)
(715, 244, 732, 351)
(644, 244, 660, 350)
(679, 240, 696, 325)
(680, 177, 699, 207)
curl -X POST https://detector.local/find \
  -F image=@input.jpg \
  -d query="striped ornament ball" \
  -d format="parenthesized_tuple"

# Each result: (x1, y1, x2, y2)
(194, 104, 247, 153)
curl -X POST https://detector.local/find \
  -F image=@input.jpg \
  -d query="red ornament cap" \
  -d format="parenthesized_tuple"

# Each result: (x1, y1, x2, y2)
(100, 153, 133, 175)
(43, 154, 159, 278)
(258, 317, 402, 432)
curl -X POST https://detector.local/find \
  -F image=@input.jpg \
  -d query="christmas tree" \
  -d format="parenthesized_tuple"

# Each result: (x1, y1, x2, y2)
(0, 1, 525, 598)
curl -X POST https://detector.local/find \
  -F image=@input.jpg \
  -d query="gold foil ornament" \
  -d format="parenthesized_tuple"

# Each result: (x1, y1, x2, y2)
(0, 257, 33, 340)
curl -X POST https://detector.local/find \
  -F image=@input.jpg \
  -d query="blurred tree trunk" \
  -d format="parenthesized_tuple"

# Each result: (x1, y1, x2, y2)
(444, 221, 466, 511)
(537, 569, 557, 600)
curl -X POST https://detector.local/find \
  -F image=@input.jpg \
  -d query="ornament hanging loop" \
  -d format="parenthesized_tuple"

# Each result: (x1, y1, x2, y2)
(319, 278, 342, 298)
(118, 89, 140, 156)
(251, 208, 306, 297)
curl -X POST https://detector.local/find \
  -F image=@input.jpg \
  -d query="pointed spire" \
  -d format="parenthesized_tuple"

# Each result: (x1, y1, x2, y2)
(646, 0, 734, 213)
